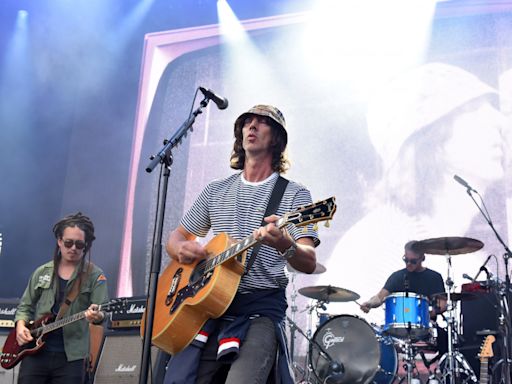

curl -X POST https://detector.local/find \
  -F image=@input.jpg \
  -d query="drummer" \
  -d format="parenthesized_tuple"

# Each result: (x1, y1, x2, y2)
(360, 240, 447, 318)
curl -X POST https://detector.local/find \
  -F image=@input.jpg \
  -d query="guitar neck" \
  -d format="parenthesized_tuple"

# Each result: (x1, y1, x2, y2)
(31, 305, 102, 337)
(480, 359, 489, 384)
(203, 217, 289, 274)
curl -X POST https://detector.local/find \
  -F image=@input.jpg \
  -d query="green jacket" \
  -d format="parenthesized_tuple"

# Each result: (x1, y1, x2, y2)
(14, 260, 109, 361)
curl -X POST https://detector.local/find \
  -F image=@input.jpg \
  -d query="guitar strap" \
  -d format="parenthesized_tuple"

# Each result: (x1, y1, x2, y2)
(56, 262, 93, 320)
(244, 175, 289, 274)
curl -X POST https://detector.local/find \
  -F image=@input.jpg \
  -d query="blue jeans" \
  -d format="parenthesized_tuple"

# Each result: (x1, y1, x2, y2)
(196, 316, 278, 384)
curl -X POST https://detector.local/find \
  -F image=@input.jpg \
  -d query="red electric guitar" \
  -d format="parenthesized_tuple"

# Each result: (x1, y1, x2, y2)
(0, 299, 127, 369)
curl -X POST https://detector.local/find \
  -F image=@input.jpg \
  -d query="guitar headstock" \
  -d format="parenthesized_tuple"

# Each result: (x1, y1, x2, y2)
(101, 298, 130, 314)
(479, 335, 495, 361)
(283, 197, 336, 228)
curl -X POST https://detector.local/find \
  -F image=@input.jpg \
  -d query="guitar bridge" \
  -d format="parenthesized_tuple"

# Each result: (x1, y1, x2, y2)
(165, 268, 182, 306)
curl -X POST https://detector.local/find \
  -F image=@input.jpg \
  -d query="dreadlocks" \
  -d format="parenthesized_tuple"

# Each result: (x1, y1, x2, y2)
(52, 212, 95, 280)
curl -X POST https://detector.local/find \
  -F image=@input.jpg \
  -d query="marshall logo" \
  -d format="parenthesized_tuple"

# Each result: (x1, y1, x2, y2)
(127, 304, 145, 314)
(0, 307, 16, 316)
(115, 364, 137, 373)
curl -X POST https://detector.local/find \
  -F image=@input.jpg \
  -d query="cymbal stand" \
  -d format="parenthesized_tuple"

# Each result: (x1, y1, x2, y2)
(398, 339, 420, 384)
(287, 314, 344, 384)
(288, 272, 299, 369)
(437, 253, 477, 383)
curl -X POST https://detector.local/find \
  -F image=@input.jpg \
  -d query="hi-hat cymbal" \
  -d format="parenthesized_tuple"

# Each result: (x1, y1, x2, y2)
(432, 292, 478, 301)
(298, 285, 360, 302)
(286, 262, 326, 275)
(412, 237, 484, 255)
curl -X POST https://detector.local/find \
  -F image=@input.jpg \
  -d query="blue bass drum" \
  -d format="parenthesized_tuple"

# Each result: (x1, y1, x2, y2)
(383, 292, 430, 339)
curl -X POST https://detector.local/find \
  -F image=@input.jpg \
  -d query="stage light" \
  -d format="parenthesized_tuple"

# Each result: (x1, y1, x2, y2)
(216, 0, 287, 106)
(16, 10, 29, 30)
(301, 0, 436, 98)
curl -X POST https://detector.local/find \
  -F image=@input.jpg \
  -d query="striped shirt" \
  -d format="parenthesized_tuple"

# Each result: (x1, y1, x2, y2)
(181, 172, 320, 293)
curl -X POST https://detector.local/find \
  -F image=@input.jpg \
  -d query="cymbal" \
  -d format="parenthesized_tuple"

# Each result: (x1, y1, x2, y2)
(298, 285, 360, 302)
(432, 292, 478, 301)
(412, 237, 484, 255)
(286, 262, 326, 275)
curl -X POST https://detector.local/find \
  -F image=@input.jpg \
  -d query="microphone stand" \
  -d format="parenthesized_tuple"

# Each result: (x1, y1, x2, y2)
(464, 188, 512, 384)
(138, 97, 210, 384)
(287, 315, 344, 383)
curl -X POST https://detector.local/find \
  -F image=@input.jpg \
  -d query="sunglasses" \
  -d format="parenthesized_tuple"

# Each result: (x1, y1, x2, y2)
(402, 257, 419, 265)
(62, 239, 86, 250)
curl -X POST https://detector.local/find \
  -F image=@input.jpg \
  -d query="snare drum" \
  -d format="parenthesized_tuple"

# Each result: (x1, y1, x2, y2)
(309, 314, 397, 384)
(383, 292, 430, 339)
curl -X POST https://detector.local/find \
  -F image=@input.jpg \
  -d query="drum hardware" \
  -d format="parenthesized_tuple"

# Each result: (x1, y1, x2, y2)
(287, 262, 327, 275)
(414, 236, 482, 384)
(286, 263, 327, 367)
(288, 269, 299, 374)
(298, 285, 361, 303)
(287, 315, 345, 384)
(411, 237, 484, 256)
(432, 292, 478, 302)
(398, 339, 422, 384)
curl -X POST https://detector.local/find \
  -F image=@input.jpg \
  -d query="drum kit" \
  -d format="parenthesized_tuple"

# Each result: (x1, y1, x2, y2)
(286, 236, 501, 384)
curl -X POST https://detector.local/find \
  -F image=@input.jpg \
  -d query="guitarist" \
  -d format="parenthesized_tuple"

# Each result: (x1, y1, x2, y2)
(163, 105, 319, 384)
(14, 212, 108, 383)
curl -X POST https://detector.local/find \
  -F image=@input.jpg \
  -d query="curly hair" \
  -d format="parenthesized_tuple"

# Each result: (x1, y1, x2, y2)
(230, 118, 290, 173)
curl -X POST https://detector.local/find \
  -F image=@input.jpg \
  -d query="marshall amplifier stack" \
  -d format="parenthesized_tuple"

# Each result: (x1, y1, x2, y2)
(0, 298, 17, 329)
(0, 298, 19, 384)
(95, 296, 169, 383)
(107, 295, 146, 329)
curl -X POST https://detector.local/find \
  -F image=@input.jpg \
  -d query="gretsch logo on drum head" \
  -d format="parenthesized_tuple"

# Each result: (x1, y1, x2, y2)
(322, 328, 345, 349)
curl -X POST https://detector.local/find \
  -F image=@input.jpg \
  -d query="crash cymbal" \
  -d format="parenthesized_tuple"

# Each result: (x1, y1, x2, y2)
(298, 285, 360, 302)
(286, 262, 326, 275)
(412, 237, 484, 255)
(432, 292, 478, 301)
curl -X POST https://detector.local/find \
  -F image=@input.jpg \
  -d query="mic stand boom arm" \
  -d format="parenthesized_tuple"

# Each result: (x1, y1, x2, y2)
(145, 98, 209, 173)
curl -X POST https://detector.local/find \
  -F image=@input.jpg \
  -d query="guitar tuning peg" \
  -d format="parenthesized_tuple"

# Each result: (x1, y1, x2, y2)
(324, 221, 330, 228)
(313, 223, 318, 231)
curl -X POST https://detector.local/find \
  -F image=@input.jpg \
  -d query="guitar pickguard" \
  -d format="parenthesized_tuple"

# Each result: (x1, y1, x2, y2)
(170, 262, 214, 314)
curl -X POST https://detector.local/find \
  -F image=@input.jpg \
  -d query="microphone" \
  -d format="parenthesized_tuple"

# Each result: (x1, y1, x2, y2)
(199, 87, 229, 110)
(326, 360, 344, 383)
(453, 174, 477, 193)
(462, 273, 476, 282)
(473, 255, 493, 281)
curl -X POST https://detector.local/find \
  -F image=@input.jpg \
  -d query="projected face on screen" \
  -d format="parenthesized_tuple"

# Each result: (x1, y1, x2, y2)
(444, 99, 506, 183)
(126, 8, 512, 335)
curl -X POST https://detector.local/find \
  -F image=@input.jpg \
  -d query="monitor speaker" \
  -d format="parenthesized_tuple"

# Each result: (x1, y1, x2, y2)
(460, 290, 499, 377)
(93, 329, 167, 383)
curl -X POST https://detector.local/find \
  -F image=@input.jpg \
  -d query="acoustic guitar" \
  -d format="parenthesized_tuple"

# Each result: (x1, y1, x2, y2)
(142, 197, 337, 355)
